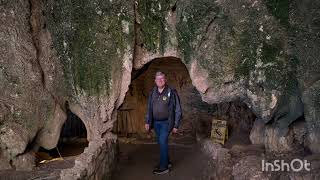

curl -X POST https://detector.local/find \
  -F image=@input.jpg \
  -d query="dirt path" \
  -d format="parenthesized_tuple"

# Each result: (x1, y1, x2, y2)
(112, 143, 208, 180)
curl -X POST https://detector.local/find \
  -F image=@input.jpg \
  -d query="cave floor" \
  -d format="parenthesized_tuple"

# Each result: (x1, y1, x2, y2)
(0, 141, 86, 180)
(112, 142, 207, 180)
(0, 156, 75, 180)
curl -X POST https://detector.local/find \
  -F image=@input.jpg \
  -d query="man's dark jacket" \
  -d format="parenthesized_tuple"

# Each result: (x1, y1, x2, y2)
(145, 86, 182, 132)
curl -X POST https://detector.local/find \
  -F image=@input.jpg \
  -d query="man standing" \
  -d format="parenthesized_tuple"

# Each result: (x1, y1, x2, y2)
(145, 71, 182, 175)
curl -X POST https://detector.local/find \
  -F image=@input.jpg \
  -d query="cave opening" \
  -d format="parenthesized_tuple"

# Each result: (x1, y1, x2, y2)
(36, 103, 88, 165)
(214, 100, 256, 148)
(113, 57, 256, 146)
(113, 57, 215, 144)
(112, 57, 258, 179)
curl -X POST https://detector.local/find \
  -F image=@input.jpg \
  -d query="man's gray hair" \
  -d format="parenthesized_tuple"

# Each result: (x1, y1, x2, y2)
(155, 71, 166, 78)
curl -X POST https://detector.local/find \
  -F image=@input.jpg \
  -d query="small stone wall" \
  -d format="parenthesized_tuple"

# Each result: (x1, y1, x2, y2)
(59, 134, 117, 180)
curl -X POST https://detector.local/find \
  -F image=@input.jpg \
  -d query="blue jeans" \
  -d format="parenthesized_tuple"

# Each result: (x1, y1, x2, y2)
(154, 120, 170, 170)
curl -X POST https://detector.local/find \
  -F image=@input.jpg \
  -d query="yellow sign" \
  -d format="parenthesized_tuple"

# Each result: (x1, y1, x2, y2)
(211, 119, 228, 145)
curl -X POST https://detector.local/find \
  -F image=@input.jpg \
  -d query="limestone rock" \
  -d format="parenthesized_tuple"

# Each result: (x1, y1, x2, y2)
(0, 0, 56, 167)
(232, 155, 269, 180)
(59, 136, 117, 180)
(1, 0, 320, 178)
(286, 154, 320, 180)
(36, 104, 67, 150)
(250, 119, 265, 145)
(264, 126, 294, 153)
(201, 139, 233, 180)
(0, 123, 30, 158)
(293, 121, 307, 146)
(250, 120, 307, 153)
(290, 0, 320, 153)
(303, 81, 320, 153)
(201, 139, 231, 162)
(230, 144, 265, 160)
(0, 155, 12, 170)
(12, 152, 36, 171)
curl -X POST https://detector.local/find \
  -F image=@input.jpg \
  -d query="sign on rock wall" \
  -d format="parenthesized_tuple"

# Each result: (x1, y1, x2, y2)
(211, 119, 228, 145)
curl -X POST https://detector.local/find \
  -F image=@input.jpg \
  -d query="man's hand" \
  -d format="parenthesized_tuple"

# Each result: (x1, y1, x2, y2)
(145, 124, 150, 131)
(172, 128, 178, 133)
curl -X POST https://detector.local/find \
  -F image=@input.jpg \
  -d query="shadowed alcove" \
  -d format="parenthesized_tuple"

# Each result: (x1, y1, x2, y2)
(37, 103, 89, 164)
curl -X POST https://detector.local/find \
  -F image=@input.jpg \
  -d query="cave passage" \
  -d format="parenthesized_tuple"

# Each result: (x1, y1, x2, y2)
(113, 57, 256, 144)
(113, 57, 215, 144)
(112, 57, 257, 179)
(37, 105, 88, 164)
(113, 57, 212, 179)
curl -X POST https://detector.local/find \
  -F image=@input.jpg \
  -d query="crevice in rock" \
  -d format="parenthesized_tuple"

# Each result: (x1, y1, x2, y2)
(28, 0, 61, 103)
(29, 0, 46, 89)
(131, 60, 152, 81)
(26, 1, 70, 162)
(197, 16, 216, 49)
(171, 1, 177, 12)
(133, 0, 139, 68)
(28, 0, 65, 116)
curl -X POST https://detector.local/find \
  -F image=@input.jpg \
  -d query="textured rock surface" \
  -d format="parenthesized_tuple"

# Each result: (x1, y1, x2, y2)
(12, 152, 36, 171)
(36, 104, 67, 150)
(43, 0, 134, 178)
(1, 0, 133, 175)
(250, 119, 266, 145)
(59, 136, 117, 180)
(201, 140, 233, 180)
(0, 0, 320, 178)
(200, 138, 320, 180)
(232, 155, 269, 180)
(289, 0, 320, 153)
(0, 123, 30, 158)
(132, 0, 319, 153)
(250, 119, 307, 153)
(0, 0, 57, 164)
(0, 155, 11, 170)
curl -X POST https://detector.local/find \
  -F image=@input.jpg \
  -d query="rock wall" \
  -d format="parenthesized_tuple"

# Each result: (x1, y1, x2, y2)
(0, 0, 59, 169)
(201, 139, 320, 180)
(133, 0, 319, 153)
(290, 0, 320, 154)
(1, 0, 133, 178)
(0, 0, 320, 178)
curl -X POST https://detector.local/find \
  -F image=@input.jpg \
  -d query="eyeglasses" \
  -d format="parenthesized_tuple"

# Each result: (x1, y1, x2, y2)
(155, 77, 165, 81)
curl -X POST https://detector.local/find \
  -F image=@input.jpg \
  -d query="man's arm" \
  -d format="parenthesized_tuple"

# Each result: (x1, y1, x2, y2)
(173, 89, 182, 129)
(145, 90, 153, 127)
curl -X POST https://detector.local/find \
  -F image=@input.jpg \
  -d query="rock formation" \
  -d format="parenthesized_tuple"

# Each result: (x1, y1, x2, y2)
(0, 0, 319, 179)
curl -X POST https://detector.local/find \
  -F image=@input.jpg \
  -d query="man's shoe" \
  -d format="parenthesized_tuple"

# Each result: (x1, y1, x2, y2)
(153, 168, 169, 175)
(154, 162, 173, 169)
